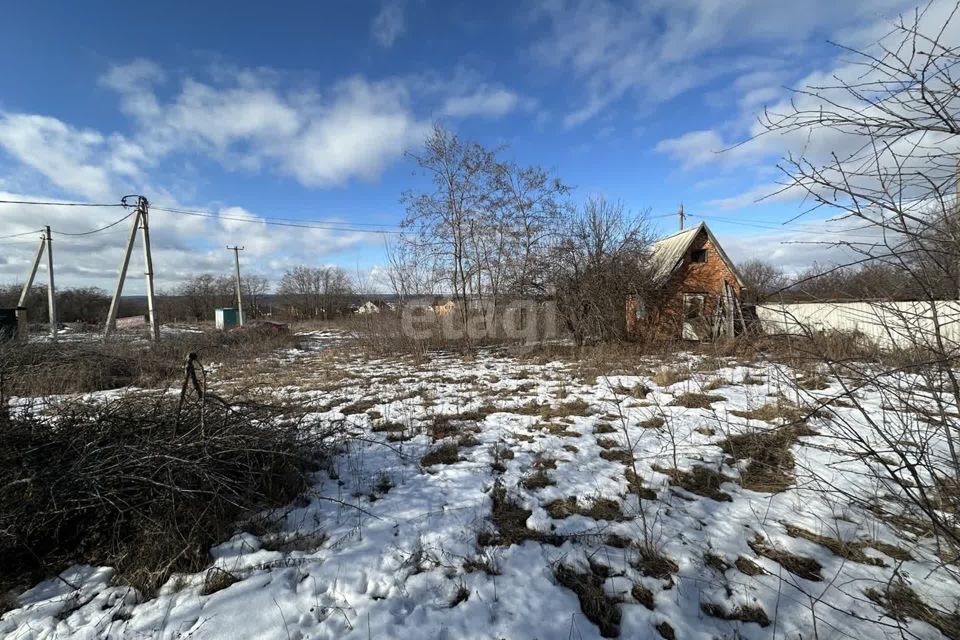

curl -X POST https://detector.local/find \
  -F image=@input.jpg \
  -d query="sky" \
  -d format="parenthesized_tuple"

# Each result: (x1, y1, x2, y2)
(0, 0, 945, 294)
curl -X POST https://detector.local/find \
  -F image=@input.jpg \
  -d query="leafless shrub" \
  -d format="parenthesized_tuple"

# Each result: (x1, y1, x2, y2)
(0, 389, 337, 594)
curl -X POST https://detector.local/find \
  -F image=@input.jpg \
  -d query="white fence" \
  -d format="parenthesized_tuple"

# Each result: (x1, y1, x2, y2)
(756, 300, 960, 348)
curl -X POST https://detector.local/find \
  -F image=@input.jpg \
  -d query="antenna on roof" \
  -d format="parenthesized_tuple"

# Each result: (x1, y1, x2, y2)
(678, 203, 685, 231)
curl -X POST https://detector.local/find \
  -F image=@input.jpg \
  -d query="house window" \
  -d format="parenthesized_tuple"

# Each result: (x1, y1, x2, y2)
(691, 248, 707, 263)
(683, 294, 705, 320)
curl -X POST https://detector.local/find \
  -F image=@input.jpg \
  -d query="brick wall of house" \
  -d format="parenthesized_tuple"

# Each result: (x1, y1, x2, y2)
(626, 228, 742, 340)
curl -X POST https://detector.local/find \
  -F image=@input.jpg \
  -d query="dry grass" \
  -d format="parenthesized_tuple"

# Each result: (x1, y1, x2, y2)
(748, 535, 823, 581)
(720, 424, 816, 493)
(420, 443, 459, 466)
(479, 481, 554, 547)
(730, 400, 807, 424)
(700, 602, 770, 627)
(784, 524, 887, 566)
(633, 546, 679, 581)
(631, 584, 655, 610)
(625, 468, 658, 500)
(554, 563, 621, 638)
(865, 582, 960, 640)
(735, 556, 765, 576)
(669, 392, 726, 409)
(593, 422, 617, 434)
(655, 621, 676, 639)
(0, 390, 328, 594)
(638, 416, 666, 429)
(544, 496, 625, 521)
(654, 465, 732, 502)
(200, 567, 239, 596)
(653, 367, 689, 387)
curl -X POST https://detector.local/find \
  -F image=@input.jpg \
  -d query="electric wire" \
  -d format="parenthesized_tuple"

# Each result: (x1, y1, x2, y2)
(0, 199, 124, 207)
(152, 206, 405, 235)
(52, 211, 137, 236)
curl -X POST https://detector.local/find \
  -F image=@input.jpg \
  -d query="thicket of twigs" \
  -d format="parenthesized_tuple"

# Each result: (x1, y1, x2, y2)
(0, 328, 300, 396)
(0, 390, 339, 594)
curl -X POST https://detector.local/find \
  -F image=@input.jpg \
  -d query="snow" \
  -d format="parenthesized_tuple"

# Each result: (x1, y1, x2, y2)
(2, 335, 958, 639)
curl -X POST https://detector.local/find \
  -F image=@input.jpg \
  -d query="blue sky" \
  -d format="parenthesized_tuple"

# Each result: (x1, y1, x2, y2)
(0, 0, 939, 292)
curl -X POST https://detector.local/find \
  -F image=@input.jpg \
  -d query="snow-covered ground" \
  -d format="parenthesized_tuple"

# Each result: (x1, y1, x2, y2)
(2, 332, 958, 639)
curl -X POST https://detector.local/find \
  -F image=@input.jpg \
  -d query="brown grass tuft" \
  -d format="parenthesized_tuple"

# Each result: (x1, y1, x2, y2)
(420, 443, 459, 467)
(669, 393, 726, 409)
(555, 563, 621, 638)
(700, 602, 770, 627)
(748, 535, 822, 581)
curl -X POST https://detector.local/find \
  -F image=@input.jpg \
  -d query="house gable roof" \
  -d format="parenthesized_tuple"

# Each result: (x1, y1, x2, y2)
(649, 221, 745, 288)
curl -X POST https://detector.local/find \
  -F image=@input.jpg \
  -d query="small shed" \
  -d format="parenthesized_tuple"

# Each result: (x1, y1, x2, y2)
(215, 308, 240, 330)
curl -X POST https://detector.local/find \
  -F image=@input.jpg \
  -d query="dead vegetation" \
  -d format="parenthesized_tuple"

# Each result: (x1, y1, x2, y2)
(420, 443, 460, 466)
(653, 367, 689, 387)
(865, 581, 960, 640)
(719, 423, 816, 493)
(748, 535, 823, 581)
(0, 329, 300, 397)
(783, 524, 892, 566)
(700, 601, 770, 627)
(669, 392, 726, 409)
(544, 496, 625, 521)
(654, 465, 732, 502)
(0, 390, 331, 594)
(554, 563, 621, 638)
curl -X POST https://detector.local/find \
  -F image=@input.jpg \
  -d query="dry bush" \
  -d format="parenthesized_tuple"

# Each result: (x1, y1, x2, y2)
(0, 390, 336, 594)
(0, 329, 300, 397)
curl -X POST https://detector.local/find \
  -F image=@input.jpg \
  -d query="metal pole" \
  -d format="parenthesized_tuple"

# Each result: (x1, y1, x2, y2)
(44, 226, 57, 341)
(139, 197, 160, 342)
(18, 233, 45, 308)
(679, 203, 685, 231)
(227, 246, 245, 325)
(105, 207, 142, 338)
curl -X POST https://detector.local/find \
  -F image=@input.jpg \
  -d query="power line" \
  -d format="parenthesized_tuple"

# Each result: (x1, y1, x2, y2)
(0, 228, 43, 240)
(153, 204, 404, 229)
(0, 199, 124, 208)
(153, 206, 405, 235)
(52, 211, 137, 236)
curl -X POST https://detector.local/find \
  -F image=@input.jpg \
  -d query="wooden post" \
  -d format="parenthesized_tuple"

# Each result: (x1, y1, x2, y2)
(105, 205, 142, 338)
(44, 226, 57, 341)
(679, 203, 685, 231)
(227, 245, 245, 326)
(139, 197, 160, 342)
(18, 233, 45, 309)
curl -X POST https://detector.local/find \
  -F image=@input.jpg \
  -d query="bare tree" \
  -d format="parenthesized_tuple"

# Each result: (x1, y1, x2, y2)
(277, 265, 353, 319)
(550, 196, 653, 345)
(756, 4, 960, 570)
(738, 259, 787, 305)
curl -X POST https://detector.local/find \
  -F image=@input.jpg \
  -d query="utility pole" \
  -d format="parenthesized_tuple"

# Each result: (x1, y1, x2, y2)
(44, 226, 56, 340)
(679, 203, 685, 231)
(17, 227, 57, 340)
(105, 196, 160, 341)
(227, 245, 245, 325)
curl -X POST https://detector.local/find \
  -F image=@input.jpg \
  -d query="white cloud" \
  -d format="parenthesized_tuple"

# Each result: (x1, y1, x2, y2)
(372, 1, 406, 48)
(440, 86, 525, 119)
(530, 0, 916, 128)
(0, 114, 144, 200)
(102, 64, 429, 188)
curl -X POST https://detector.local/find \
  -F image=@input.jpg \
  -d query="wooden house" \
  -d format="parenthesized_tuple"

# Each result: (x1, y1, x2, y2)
(626, 222, 745, 341)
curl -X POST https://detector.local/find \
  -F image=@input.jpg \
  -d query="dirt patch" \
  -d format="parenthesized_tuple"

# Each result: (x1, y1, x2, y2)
(421, 443, 459, 467)
(701, 602, 770, 627)
(748, 535, 822, 581)
(555, 563, 621, 638)
(720, 424, 816, 493)
(669, 393, 726, 409)
(866, 582, 960, 640)
(654, 465, 732, 502)
(545, 496, 625, 521)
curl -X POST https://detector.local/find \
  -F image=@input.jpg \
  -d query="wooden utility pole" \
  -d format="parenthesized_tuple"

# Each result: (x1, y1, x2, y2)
(679, 203, 685, 231)
(17, 226, 57, 340)
(227, 245, 245, 325)
(105, 196, 159, 341)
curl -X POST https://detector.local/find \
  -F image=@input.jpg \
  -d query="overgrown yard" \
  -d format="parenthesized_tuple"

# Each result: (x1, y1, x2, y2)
(1, 330, 958, 639)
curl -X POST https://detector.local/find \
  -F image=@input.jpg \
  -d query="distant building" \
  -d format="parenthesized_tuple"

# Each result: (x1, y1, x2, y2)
(627, 222, 745, 341)
(357, 301, 381, 315)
